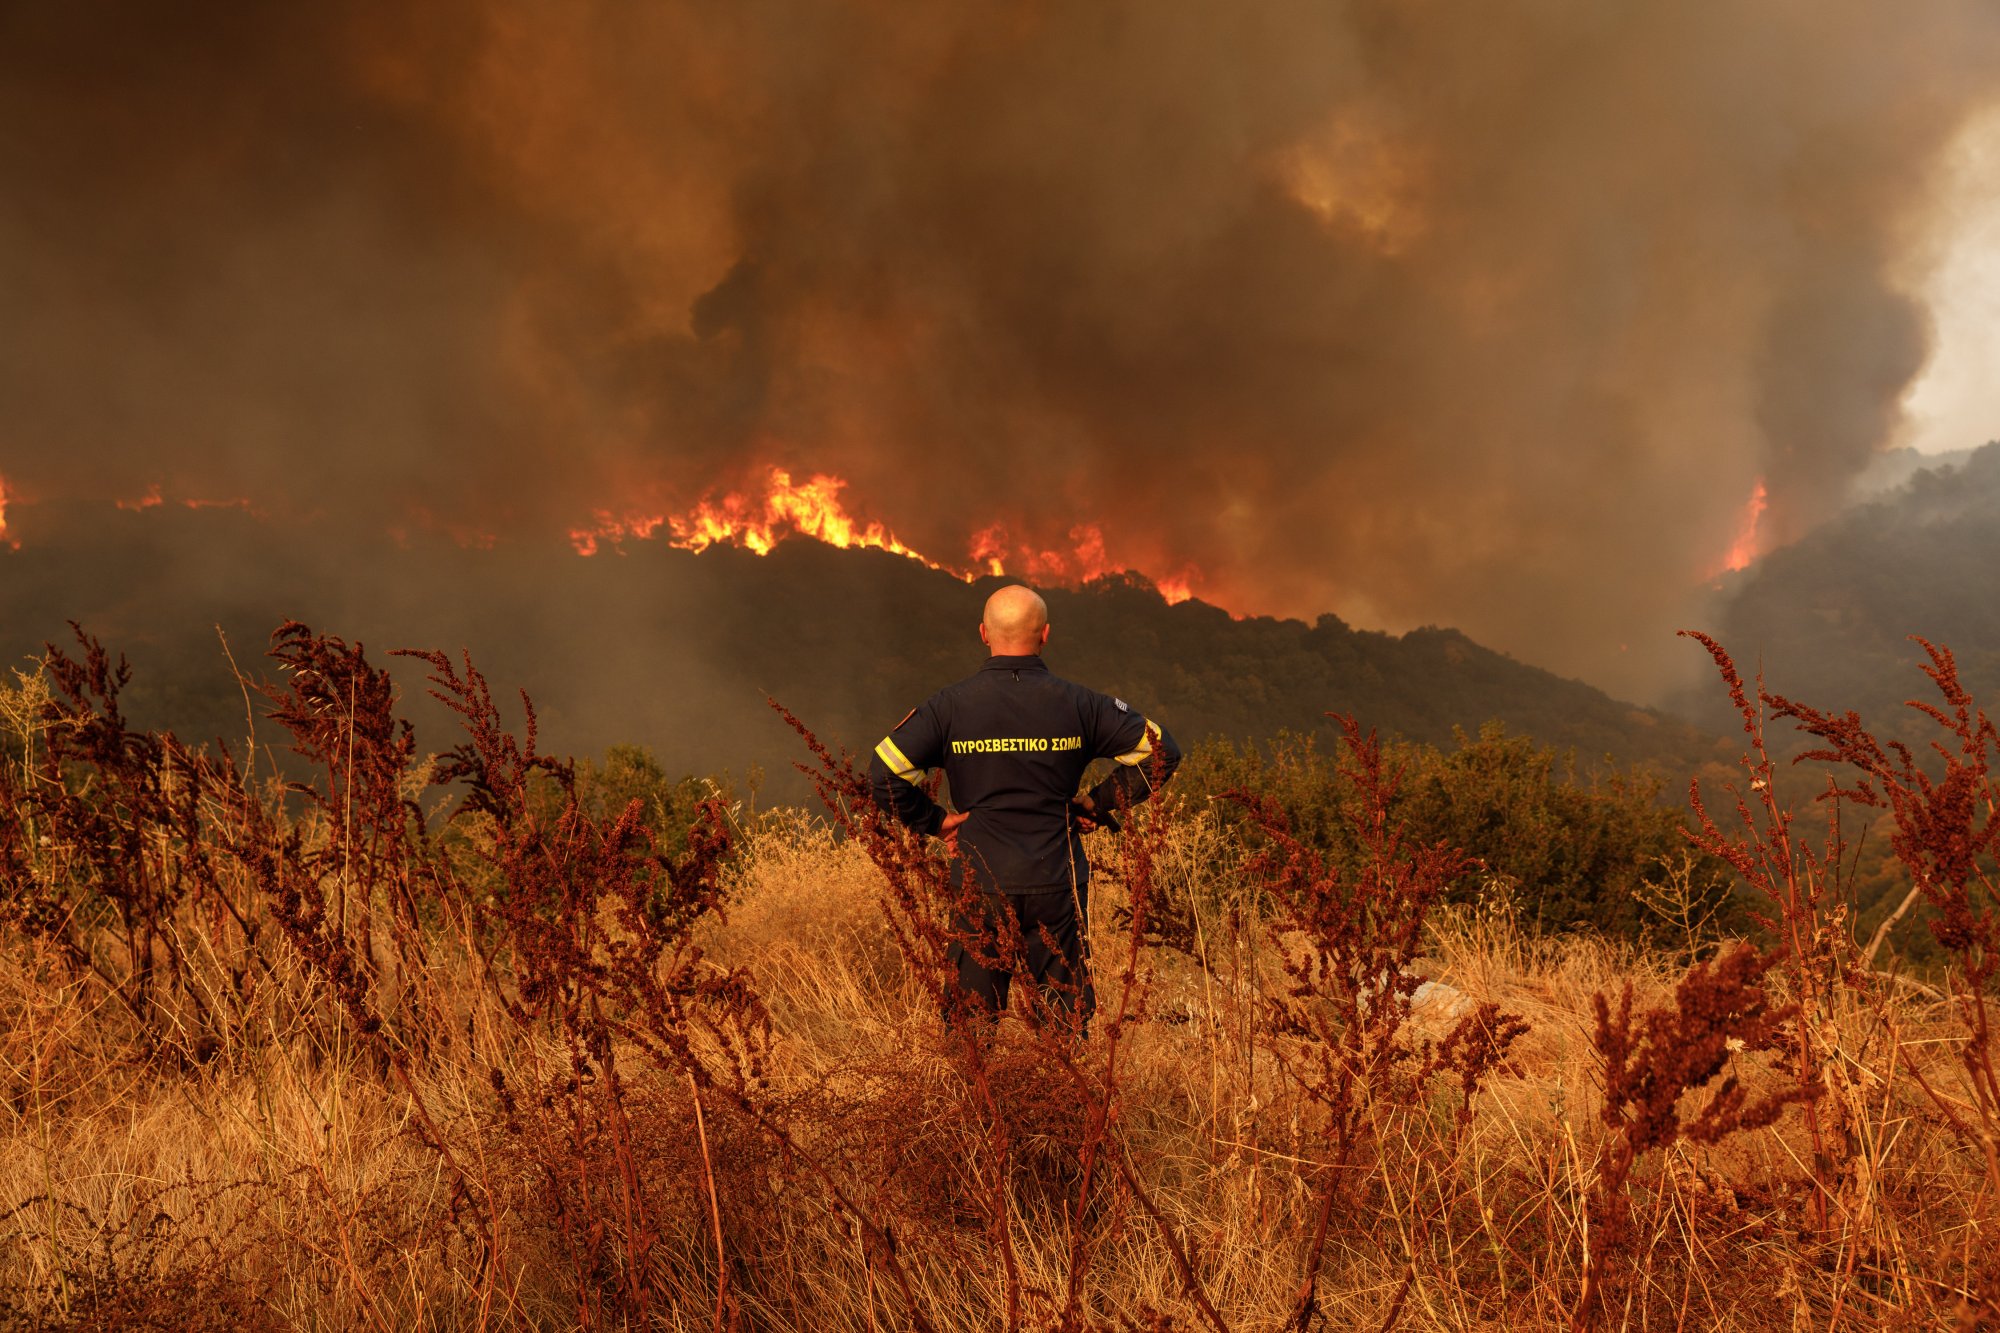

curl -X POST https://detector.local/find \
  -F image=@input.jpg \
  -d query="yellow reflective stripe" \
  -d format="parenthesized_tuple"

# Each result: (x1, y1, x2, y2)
(1114, 719, 1160, 766)
(875, 736, 924, 783)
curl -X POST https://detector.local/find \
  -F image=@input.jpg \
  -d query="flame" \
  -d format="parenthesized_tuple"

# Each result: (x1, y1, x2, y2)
(0, 474, 16, 551)
(969, 524, 1009, 578)
(117, 484, 164, 512)
(571, 468, 944, 566)
(1026, 525, 1111, 583)
(676, 469, 936, 564)
(1721, 478, 1768, 573)
(573, 466, 1205, 605)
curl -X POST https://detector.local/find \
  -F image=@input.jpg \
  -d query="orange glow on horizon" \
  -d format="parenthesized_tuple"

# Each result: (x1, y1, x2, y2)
(0, 461, 1207, 602)
(969, 524, 1009, 578)
(1721, 478, 1769, 573)
(571, 466, 1201, 605)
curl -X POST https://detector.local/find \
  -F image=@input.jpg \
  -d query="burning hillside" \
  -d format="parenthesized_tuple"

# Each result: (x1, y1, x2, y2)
(567, 466, 1197, 604)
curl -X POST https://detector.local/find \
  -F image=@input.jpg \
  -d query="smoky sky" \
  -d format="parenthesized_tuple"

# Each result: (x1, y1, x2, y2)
(4, 0, 1998, 701)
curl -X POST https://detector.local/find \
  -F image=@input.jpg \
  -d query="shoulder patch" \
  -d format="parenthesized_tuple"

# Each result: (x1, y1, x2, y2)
(894, 707, 917, 730)
(1113, 697, 1129, 713)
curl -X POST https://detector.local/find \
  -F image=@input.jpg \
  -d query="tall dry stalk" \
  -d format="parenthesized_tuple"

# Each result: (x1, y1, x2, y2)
(1215, 716, 1526, 1330)
(1679, 631, 1855, 1229)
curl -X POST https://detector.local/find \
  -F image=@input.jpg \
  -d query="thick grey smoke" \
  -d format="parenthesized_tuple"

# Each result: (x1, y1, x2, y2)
(4, 1, 1998, 699)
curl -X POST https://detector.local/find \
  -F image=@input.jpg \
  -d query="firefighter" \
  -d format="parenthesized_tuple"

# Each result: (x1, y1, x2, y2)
(868, 583, 1180, 1028)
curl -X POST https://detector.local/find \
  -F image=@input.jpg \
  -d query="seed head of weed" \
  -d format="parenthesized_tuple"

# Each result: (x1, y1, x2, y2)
(1579, 941, 1806, 1323)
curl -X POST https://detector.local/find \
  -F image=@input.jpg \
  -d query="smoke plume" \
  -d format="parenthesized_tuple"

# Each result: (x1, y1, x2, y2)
(4, 1, 1998, 698)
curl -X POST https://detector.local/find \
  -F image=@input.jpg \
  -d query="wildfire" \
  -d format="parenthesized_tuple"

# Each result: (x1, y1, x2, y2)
(571, 469, 943, 566)
(0, 457, 1206, 600)
(1021, 524, 1112, 584)
(969, 524, 1009, 578)
(572, 466, 1204, 604)
(679, 469, 936, 565)
(1720, 478, 1769, 574)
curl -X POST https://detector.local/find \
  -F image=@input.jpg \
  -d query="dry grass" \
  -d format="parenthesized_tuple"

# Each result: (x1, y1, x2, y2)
(0, 810, 1988, 1330)
(2, 629, 1997, 1330)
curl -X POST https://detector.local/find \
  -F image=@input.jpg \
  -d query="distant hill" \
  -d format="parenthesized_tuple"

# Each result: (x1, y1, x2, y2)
(1682, 441, 2000, 753)
(698, 553, 1731, 788)
(1845, 444, 1979, 504)
(0, 505, 1726, 795)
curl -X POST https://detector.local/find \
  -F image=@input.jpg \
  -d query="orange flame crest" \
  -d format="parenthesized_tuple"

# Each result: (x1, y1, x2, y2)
(571, 468, 940, 566)
(572, 466, 1202, 604)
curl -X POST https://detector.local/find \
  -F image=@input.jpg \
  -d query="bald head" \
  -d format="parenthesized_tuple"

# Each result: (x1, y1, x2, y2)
(980, 584, 1050, 656)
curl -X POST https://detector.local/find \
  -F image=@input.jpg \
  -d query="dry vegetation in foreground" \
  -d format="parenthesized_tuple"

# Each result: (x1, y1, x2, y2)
(1, 623, 1999, 1330)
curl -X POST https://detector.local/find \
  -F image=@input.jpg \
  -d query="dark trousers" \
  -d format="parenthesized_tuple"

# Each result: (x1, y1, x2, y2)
(946, 886, 1095, 1029)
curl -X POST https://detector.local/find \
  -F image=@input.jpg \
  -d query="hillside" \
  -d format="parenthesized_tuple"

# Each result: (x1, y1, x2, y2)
(1683, 441, 2000, 751)
(0, 505, 1725, 789)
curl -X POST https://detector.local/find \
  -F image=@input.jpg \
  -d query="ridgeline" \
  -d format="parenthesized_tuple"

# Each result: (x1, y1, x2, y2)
(0, 505, 1726, 791)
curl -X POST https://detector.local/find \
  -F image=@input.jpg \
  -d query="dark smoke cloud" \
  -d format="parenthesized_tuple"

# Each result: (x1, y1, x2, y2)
(4, 0, 1998, 700)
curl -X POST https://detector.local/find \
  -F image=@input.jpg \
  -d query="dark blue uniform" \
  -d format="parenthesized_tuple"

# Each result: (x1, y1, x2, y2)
(868, 652, 1180, 1024)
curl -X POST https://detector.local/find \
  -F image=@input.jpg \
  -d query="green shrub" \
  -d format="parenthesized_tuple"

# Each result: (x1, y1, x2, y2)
(574, 743, 755, 858)
(1178, 721, 1742, 940)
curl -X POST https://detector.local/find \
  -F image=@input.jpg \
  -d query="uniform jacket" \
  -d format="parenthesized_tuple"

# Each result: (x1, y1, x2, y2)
(868, 654, 1180, 895)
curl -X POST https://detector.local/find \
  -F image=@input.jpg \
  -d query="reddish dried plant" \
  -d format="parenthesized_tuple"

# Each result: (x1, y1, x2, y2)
(1678, 630, 1856, 1224)
(262, 621, 423, 966)
(192, 624, 440, 1064)
(7, 627, 231, 1059)
(1222, 715, 1526, 1331)
(405, 644, 758, 1075)
(1574, 943, 1804, 1328)
(398, 644, 761, 1328)
(1048, 767, 1230, 1333)
(1753, 637, 2000, 1199)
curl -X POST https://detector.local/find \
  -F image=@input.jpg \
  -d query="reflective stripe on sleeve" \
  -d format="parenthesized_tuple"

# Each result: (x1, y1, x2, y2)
(1114, 719, 1161, 766)
(875, 736, 925, 783)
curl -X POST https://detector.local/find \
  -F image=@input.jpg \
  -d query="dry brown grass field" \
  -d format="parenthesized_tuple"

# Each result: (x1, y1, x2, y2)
(1, 625, 1997, 1331)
